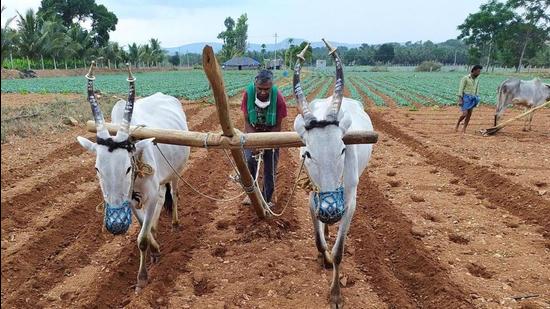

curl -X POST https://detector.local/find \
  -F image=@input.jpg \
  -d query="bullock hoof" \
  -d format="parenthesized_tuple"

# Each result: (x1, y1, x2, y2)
(317, 252, 334, 269)
(150, 251, 161, 264)
(171, 221, 180, 232)
(135, 277, 148, 293)
(329, 292, 344, 309)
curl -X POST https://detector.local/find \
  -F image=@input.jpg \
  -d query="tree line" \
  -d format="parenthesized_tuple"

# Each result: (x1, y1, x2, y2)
(2, 0, 549, 72)
(1, 1, 166, 71)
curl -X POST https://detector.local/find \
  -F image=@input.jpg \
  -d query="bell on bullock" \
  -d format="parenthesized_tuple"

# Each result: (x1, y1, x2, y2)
(104, 201, 132, 235)
(313, 186, 345, 225)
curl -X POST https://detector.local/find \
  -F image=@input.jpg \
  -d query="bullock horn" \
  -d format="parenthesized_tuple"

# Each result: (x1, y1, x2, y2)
(119, 63, 136, 136)
(293, 43, 316, 124)
(322, 38, 344, 121)
(85, 61, 107, 135)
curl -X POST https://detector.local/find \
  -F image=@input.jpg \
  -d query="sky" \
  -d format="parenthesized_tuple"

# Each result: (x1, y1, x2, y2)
(1, 0, 488, 48)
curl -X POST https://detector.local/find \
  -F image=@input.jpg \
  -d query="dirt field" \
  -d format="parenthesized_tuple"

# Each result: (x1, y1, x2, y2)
(1, 87, 549, 308)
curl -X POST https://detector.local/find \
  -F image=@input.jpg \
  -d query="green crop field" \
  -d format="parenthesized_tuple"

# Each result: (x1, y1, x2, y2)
(0, 70, 260, 100)
(2, 69, 548, 106)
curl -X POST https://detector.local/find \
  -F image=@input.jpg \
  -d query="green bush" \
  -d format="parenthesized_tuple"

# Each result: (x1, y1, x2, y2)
(415, 61, 442, 72)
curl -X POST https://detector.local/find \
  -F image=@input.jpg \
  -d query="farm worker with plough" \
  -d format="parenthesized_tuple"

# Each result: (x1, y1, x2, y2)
(455, 64, 482, 133)
(240, 69, 288, 208)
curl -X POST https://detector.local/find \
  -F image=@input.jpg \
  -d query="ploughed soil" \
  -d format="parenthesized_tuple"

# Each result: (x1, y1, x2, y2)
(1, 88, 549, 308)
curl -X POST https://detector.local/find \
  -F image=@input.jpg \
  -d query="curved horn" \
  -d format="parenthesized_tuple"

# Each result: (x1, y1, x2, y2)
(85, 61, 107, 135)
(118, 63, 136, 136)
(322, 38, 344, 121)
(293, 43, 316, 124)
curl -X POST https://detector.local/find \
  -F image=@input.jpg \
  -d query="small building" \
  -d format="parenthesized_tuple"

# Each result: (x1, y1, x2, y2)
(223, 57, 261, 70)
(266, 59, 283, 70)
(316, 60, 326, 68)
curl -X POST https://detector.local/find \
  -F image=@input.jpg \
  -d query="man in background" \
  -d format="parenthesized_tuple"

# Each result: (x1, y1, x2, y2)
(455, 64, 482, 133)
(241, 70, 287, 208)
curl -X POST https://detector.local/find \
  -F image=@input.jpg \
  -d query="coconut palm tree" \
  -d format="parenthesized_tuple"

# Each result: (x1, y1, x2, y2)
(149, 38, 164, 67)
(16, 8, 43, 70)
(128, 43, 139, 67)
(139, 43, 152, 67)
(1, 6, 17, 68)
(40, 19, 67, 69)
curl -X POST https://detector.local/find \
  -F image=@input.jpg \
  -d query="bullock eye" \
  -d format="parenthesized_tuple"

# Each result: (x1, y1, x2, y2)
(126, 167, 132, 174)
(303, 151, 311, 159)
(341, 148, 346, 155)
(95, 167, 99, 173)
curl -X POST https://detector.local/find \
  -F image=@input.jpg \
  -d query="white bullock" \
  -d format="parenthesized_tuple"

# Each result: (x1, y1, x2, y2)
(495, 78, 550, 130)
(77, 63, 190, 292)
(293, 41, 373, 308)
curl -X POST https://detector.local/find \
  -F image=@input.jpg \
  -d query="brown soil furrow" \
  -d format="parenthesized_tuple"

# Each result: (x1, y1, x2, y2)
(1, 188, 103, 308)
(2, 180, 98, 258)
(369, 112, 550, 238)
(1, 151, 92, 202)
(1, 141, 86, 187)
(1, 162, 96, 230)
(352, 174, 473, 308)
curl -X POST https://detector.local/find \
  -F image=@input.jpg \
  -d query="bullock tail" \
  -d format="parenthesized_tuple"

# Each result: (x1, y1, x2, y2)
(163, 183, 173, 215)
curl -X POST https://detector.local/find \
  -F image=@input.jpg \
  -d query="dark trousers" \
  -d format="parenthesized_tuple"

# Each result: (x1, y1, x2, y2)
(244, 149, 279, 203)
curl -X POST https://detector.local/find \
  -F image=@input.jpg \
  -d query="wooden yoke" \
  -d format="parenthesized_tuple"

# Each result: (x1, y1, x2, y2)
(201, 45, 267, 218)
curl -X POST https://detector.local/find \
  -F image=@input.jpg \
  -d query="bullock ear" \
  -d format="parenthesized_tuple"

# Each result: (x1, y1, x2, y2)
(77, 136, 96, 153)
(135, 138, 156, 155)
(339, 111, 352, 134)
(293, 115, 307, 140)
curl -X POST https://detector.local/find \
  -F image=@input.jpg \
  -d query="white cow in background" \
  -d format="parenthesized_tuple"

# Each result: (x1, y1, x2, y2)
(495, 78, 550, 130)
(293, 41, 373, 308)
(77, 63, 190, 292)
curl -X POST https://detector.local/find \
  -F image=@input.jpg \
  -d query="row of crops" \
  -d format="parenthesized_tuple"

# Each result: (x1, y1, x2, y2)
(348, 71, 549, 106)
(0, 70, 261, 101)
(2, 69, 548, 107)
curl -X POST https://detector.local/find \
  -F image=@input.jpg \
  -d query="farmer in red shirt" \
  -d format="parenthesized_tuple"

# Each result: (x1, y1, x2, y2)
(241, 69, 287, 207)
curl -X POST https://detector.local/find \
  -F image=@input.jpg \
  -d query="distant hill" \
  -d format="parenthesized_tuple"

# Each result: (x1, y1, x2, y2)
(164, 38, 362, 55)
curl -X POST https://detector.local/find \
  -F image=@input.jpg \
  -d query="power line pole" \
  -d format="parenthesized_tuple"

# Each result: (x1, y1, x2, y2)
(274, 32, 278, 70)
(186, 50, 190, 68)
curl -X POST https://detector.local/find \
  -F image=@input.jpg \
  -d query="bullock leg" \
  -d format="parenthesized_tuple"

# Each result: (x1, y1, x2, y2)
(309, 195, 333, 269)
(149, 187, 166, 264)
(170, 179, 180, 229)
(329, 187, 358, 309)
(136, 197, 158, 292)
(528, 110, 534, 131)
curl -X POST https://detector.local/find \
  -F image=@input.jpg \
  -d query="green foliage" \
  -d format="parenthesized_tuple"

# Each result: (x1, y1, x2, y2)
(37, 0, 117, 46)
(217, 14, 248, 62)
(458, 0, 550, 71)
(375, 43, 395, 63)
(415, 61, 443, 72)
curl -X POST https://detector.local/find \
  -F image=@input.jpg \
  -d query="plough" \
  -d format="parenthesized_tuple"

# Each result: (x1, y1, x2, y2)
(480, 100, 550, 136)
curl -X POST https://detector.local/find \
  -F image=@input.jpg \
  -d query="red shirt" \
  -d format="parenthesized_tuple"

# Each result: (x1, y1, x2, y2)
(241, 89, 288, 130)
